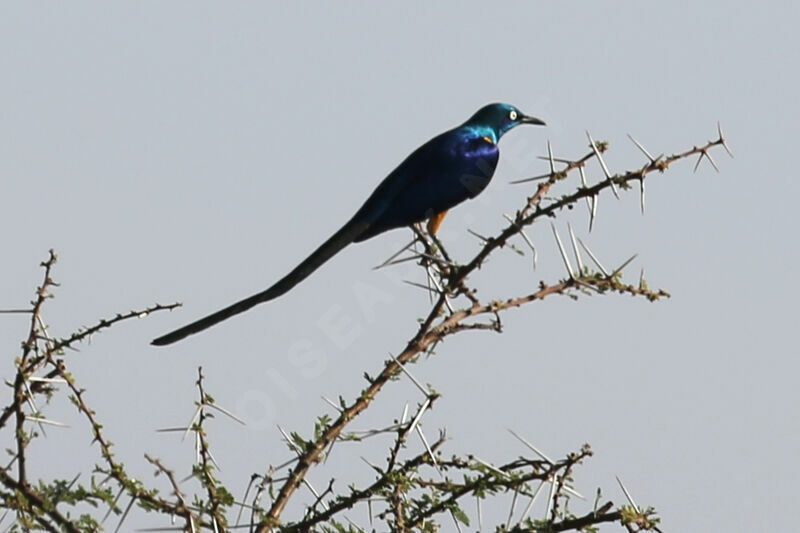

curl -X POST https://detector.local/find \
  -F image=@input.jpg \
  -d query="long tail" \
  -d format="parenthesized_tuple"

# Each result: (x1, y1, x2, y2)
(151, 218, 370, 346)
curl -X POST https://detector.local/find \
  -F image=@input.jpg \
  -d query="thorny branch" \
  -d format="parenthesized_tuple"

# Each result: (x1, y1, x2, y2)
(194, 366, 229, 531)
(258, 131, 728, 530)
(0, 128, 726, 531)
(144, 455, 197, 530)
(0, 250, 181, 530)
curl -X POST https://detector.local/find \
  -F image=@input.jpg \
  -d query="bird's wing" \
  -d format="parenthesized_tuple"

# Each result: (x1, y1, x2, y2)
(152, 131, 457, 346)
(151, 217, 370, 346)
(349, 134, 456, 241)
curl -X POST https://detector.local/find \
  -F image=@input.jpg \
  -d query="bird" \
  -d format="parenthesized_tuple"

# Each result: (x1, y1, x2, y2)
(152, 103, 545, 346)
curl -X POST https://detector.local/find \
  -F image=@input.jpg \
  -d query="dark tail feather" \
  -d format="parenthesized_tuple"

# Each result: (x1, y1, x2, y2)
(151, 218, 370, 346)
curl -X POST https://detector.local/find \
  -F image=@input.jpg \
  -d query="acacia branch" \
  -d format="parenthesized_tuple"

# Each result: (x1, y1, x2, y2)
(260, 133, 728, 529)
(194, 366, 228, 530)
(144, 454, 197, 530)
(12, 250, 58, 491)
(283, 434, 447, 532)
(0, 129, 724, 531)
(0, 469, 80, 533)
(0, 250, 184, 530)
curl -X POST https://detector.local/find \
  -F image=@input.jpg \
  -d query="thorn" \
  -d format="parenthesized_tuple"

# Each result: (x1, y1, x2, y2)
(101, 487, 125, 524)
(277, 425, 302, 455)
(518, 480, 547, 525)
(21, 381, 46, 437)
(639, 268, 645, 290)
(537, 155, 573, 164)
(273, 455, 300, 471)
(547, 140, 556, 175)
(627, 133, 657, 163)
(467, 228, 490, 244)
(578, 164, 589, 188)
(616, 475, 640, 512)
(476, 495, 483, 532)
(27, 376, 67, 384)
(402, 279, 439, 294)
(400, 403, 409, 425)
(302, 478, 328, 510)
(610, 254, 638, 279)
(346, 422, 404, 438)
(585, 130, 609, 178)
(24, 416, 68, 428)
(639, 178, 646, 214)
(563, 484, 586, 500)
(593, 487, 602, 514)
(693, 151, 703, 173)
(360, 455, 383, 472)
(450, 510, 465, 533)
(415, 425, 439, 470)
(205, 447, 221, 470)
(508, 429, 554, 464)
(577, 238, 610, 277)
(567, 223, 584, 276)
(345, 517, 366, 533)
(155, 426, 189, 433)
(717, 121, 734, 158)
(509, 172, 553, 184)
(206, 402, 246, 425)
(425, 268, 454, 313)
(589, 194, 598, 232)
(194, 431, 201, 464)
(575, 279, 602, 293)
(416, 251, 456, 266)
(578, 165, 592, 216)
(545, 474, 558, 519)
(424, 263, 435, 304)
(473, 457, 510, 478)
(705, 149, 720, 172)
(114, 496, 136, 533)
(376, 253, 425, 269)
(321, 396, 343, 413)
(407, 397, 431, 434)
(373, 238, 418, 269)
(586, 130, 619, 199)
(234, 476, 258, 527)
(182, 404, 203, 442)
(506, 488, 520, 530)
(389, 353, 429, 396)
(550, 223, 574, 278)
(504, 213, 537, 269)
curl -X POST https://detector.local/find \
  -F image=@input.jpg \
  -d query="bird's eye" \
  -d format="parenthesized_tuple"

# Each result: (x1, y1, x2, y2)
(509, 110, 518, 121)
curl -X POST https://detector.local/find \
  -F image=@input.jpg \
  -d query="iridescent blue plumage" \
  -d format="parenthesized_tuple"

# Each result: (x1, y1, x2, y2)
(353, 124, 501, 241)
(152, 103, 545, 345)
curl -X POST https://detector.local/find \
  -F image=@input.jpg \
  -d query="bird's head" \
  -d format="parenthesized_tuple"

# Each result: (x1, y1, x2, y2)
(465, 103, 546, 142)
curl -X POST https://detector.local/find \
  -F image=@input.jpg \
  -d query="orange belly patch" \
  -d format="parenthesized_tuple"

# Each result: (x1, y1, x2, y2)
(427, 210, 449, 235)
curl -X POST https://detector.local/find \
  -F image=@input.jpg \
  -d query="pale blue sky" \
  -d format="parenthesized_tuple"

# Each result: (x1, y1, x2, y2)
(1, 2, 797, 531)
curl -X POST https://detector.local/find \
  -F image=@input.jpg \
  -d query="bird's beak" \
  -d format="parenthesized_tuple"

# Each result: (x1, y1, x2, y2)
(519, 114, 546, 126)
